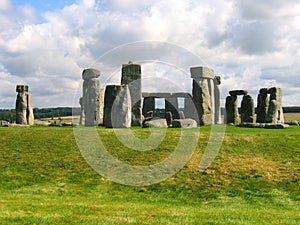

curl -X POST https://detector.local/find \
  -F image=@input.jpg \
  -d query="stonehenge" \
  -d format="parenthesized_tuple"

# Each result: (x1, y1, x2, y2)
(80, 68, 102, 126)
(191, 67, 221, 125)
(226, 87, 284, 125)
(121, 62, 142, 126)
(15, 85, 34, 125)
(104, 85, 131, 128)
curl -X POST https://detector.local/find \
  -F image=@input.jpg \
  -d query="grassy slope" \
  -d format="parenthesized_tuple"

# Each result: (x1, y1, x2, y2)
(0, 126, 299, 224)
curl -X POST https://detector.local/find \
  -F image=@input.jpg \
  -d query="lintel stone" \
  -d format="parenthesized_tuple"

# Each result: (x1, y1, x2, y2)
(190, 66, 214, 79)
(229, 90, 248, 96)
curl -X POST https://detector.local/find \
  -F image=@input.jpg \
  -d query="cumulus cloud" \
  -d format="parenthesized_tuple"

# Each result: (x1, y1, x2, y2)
(0, 0, 299, 108)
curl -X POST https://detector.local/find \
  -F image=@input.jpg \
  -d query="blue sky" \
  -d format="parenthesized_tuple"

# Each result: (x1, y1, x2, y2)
(0, 0, 300, 108)
(12, 0, 77, 12)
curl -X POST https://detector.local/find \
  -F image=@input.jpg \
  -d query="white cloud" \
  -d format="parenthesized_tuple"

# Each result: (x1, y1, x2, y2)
(0, 0, 11, 11)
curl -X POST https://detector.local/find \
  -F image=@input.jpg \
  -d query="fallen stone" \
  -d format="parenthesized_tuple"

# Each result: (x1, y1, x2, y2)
(172, 119, 198, 128)
(143, 118, 168, 128)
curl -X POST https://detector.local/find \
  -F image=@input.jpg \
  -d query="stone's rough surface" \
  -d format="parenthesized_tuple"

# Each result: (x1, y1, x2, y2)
(26, 94, 34, 125)
(82, 68, 100, 80)
(79, 97, 85, 125)
(179, 111, 185, 119)
(121, 62, 142, 126)
(190, 66, 214, 79)
(98, 89, 105, 125)
(191, 66, 220, 125)
(256, 88, 269, 123)
(192, 79, 212, 125)
(104, 85, 131, 128)
(165, 111, 173, 126)
(142, 97, 155, 117)
(241, 94, 255, 123)
(143, 118, 168, 128)
(214, 76, 222, 124)
(266, 87, 284, 124)
(229, 90, 248, 96)
(172, 119, 197, 128)
(165, 97, 179, 119)
(225, 95, 239, 124)
(81, 68, 101, 126)
(15, 85, 34, 125)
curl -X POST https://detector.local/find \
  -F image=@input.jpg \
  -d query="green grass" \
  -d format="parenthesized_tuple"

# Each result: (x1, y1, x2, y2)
(0, 126, 299, 224)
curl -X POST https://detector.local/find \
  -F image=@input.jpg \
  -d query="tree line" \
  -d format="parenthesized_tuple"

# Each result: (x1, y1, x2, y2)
(0, 107, 81, 122)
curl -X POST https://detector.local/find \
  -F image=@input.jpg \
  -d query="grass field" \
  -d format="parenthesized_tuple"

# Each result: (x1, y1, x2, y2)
(0, 125, 299, 224)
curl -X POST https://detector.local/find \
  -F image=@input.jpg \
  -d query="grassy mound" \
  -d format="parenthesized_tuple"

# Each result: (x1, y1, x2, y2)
(0, 126, 299, 224)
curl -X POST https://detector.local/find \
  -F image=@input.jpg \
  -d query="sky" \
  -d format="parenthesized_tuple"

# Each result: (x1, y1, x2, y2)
(0, 0, 299, 108)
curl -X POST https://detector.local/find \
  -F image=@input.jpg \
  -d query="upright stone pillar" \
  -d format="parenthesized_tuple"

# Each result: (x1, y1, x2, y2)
(165, 96, 179, 119)
(241, 94, 254, 123)
(266, 87, 284, 124)
(16, 85, 29, 125)
(104, 85, 131, 128)
(142, 97, 155, 117)
(121, 62, 142, 126)
(98, 89, 105, 125)
(191, 66, 214, 125)
(26, 94, 34, 125)
(214, 76, 222, 124)
(256, 88, 269, 123)
(225, 95, 238, 124)
(79, 97, 85, 125)
(183, 93, 197, 121)
(82, 68, 101, 126)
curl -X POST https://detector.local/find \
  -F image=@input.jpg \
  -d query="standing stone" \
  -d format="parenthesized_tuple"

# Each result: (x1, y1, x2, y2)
(104, 85, 131, 128)
(183, 94, 198, 123)
(165, 97, 179, 119)
(214, 76, 222, 124)
(165, 111, 173, 126)
(26, 94, 34, 125)
(225, 95, 239, 124)
(98, 89, 105, 125)
(82, 68, 101, 126)
(256, 88, 269, 123)
(241, 94, 255, 123)
(16, 85, 28, 125)
(79, 97, 85, 125)
(121, 62, 142, 126)
(142, 97, 155, 117)
(191, 67, 215, 125)
(266, 87, 284, 124)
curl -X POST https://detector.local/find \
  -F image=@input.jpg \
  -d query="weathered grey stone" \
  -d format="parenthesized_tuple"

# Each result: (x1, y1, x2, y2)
(229, 90, 248, 96)
(26, 94, 34, 125)
(256, 88, 269, 123)
(15, 85, 33, 125)
(81, 68, 101, 126)
(266, 87, 284, 124)
(121, 62, 142, 126)
(144, 111, 154, 120)
(286, 120, 299, 125)
(179, 111, 185, 119)
(191, 66, 216, 125)
(98, 89, 105, 125)
(190, 66, 214, 79)
(82, 68, 100, 80)
(104, 85, 131, 128)
(172, 119, 197, 128)
(165, 97, 179, 119)
(143, 118, 168, 128)
(241, 94, 254, 123)
(265, 124, 289, 129)
(142, 97, 155, 117)
(192, 79, 212, 125)
(183, 94, 198, 123)
(214, 76, 222, 124)
(165, 111, 173, 126)
(225, 95, 239, 124)
(79, 97, 85, 125)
